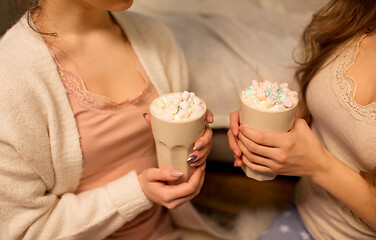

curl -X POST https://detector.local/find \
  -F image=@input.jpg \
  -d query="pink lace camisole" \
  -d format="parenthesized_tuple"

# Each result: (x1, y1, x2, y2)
(54, 41, 180, 240)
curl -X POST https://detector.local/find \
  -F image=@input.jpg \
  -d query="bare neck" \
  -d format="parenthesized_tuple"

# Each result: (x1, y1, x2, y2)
(36, 0, 116, 38)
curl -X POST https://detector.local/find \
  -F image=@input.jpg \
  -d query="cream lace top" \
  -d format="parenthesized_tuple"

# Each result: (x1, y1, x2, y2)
(296, 35, 376, 240)
(333, 35, 376, 125)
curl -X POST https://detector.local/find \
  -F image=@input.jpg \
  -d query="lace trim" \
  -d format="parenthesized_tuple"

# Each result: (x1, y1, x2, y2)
(53, 43, 151, 114)
(334, 35, 376, 125)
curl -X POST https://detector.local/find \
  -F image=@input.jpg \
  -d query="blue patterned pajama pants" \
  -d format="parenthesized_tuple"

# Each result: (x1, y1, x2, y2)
(258, 204, 313, 240)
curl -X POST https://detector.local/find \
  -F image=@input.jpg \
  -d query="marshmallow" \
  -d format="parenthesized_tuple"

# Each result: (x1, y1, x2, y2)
(256, 92, 267, 100)
(265, 98, 276, 108)
(271, 82, 279, 92)
(181, 91, 190, 101)
(282, 97, 293, 108)
(151, 92, 206, 121)
(241, 80, 298, 111)
(279, 83, 288, 90)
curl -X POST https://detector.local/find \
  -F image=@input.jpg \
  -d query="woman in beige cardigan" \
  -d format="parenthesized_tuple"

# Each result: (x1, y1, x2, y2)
(0, 0, 231, 239)
(228, 0, 376, 239)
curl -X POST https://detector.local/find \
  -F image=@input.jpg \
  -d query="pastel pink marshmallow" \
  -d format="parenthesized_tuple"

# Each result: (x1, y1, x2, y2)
(181, 91, 190, 101)
(271, 82, 279, 92)
(282, 97, 293, 108)
(252, 80, 259, 88)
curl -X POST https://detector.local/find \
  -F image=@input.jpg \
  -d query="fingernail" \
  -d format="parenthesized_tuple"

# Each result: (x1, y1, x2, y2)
(208, 115, 214, 123)
(186, 155, 197, 162)
(143, 113, 147, 119)
(232, 128, 238, 136)
(201, 163, 206, 171)
(193, 142, 203, 151)
(235, 149, 241, 157)
(171, 170, 183, 177)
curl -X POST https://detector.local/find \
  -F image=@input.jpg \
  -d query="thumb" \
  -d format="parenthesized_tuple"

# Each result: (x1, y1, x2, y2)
(143, 113, 151, 125)
(145, 168, 184, 182)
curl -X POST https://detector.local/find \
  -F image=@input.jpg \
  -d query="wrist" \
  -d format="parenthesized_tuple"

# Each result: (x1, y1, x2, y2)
(309, 148, 337, 186)
(137, 173, 146, 195)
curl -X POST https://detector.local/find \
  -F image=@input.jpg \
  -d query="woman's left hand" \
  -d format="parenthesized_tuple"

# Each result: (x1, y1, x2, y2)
(184, 110, 213, 168)
(238, 118, 328, 178)
(144, 110, 214, 168)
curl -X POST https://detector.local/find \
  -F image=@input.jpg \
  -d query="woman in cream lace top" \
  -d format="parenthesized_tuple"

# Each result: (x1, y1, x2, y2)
(228, 0, 376, 239)
(0, 0, 223, 239)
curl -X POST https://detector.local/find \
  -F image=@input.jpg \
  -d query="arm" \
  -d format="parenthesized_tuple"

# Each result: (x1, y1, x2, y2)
(312, 152, 376, 230)
(0, 82, 152, 240)
(236, 118, 376, 230)
(0, 144, 152, 240)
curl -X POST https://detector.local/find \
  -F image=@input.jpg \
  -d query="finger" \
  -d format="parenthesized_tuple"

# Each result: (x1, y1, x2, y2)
(190, 149, 210, 167)
(144, 168, 183, 182)
(164, 166, 203, 200)
(143, 113, 151, 125)
(239, 125, 282, 147)
(205, 109, 214, 124)
(227, 129, 242, 157)
(186, 165, 205, 197)
(238, 132, 277, 159)
(190, 166, 205, 197)
(193, 125, 212, 151)
(189, 138, 211, 163)
(164, 170, 206, 209)
(237, 140, 276, 169)
(229, 111, 240, 137)
(241, 155, 274, 174)
(234, 154, 243, 167)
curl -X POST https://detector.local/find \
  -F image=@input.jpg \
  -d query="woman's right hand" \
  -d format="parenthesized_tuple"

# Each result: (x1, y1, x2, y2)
(138, 166, 205, 209)
(227, 110, 243, 167)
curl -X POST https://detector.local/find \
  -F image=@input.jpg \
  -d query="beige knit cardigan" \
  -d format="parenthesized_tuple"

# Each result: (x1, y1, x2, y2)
(0, 11, 228, 240)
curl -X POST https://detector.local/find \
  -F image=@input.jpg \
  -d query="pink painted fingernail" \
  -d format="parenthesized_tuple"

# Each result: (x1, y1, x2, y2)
(208, 115, 214, 123)
(235, 149, 241, 157)
(193, 142, 203, 151)
(171, 171, 183, 177)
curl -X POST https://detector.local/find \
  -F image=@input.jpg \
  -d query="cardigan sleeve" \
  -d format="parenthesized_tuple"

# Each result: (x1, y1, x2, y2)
(0, 157, 152, 240)
(0, 57, 152, 240)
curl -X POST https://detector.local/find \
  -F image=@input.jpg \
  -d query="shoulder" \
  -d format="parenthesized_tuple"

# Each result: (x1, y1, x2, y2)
(0, 18, 41, 80)
(0, 18, 62, 117)
(0, 17, 55, 91)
